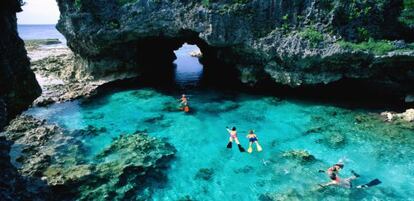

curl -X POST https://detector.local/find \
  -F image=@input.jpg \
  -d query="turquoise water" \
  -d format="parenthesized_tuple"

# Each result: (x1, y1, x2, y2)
(18, 24, 66, 43)
(25, 45, 414, 200)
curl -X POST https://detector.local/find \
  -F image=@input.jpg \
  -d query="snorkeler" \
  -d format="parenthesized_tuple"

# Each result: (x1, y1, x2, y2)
(178, 94, 190, 112)
(246, 130, 263, 153)
(319, 170, 360, 188)
(226, 126, 245, 152)
(318, 163, 381, 189)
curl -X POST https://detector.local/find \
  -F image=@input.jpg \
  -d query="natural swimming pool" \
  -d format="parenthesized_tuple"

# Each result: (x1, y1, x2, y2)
(25, 45, 414, 201)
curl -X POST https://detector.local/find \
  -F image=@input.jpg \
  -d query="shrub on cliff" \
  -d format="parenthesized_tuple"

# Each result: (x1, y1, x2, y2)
(400, 0, 414, 28)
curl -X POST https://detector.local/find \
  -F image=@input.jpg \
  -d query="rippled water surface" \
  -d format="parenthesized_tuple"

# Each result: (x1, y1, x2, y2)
(26, 45, 414, 201)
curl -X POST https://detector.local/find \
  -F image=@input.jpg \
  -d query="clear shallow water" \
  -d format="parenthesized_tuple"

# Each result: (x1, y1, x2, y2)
(25, 45, 414, 201)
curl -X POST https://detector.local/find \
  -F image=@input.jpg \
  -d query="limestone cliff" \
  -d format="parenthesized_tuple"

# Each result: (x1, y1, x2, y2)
(0, 0, 41, 129)
(57, 0, 414, 97)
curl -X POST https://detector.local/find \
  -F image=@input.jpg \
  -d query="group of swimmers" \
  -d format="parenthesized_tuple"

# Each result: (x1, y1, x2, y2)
(225, 126, 263, 153)
(177, 94, 381, 189)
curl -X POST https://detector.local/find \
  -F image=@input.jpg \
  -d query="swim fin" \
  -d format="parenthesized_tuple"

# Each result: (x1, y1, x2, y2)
(247, 146, 253, 153)
(238, 144, 246, 152)
(257, 144, 263, 152)
(226, 142, 232, 149)
(356, 179, 382, 189)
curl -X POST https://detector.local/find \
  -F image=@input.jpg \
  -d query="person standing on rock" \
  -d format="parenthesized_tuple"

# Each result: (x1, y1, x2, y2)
(226, 126, 245, 152)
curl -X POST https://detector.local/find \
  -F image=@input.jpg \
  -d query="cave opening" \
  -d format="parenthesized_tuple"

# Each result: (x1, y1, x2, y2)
(133, 31, 241, 91)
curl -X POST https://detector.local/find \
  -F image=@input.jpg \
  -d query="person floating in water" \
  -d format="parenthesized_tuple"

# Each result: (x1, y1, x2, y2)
(246, 130, 263, 153)
(226, 126, 245, 152)
(178, 94, 189, 112)
(318, 163, 381, 189)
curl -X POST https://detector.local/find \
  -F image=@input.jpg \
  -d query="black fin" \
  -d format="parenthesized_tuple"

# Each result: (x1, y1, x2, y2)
(351, 170, 360, 178)
(238, 144, 245, 152)
(365, 179, 382, 187)
(226, 141, 232, 149)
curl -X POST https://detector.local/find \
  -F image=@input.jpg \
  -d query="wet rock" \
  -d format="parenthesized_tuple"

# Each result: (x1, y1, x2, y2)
(282, 150, 316, 163)
(195, 168, 215, 181)
(43, 164, 92, 186)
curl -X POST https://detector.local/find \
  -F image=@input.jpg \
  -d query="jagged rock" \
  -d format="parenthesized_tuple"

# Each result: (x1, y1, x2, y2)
(0, 0, 41, 128)
(56, 0, 414, 98)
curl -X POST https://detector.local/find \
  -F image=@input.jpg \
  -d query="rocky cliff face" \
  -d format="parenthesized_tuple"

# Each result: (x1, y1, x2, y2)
(57, 0, 414, 98)
(0, 0, 41, 129)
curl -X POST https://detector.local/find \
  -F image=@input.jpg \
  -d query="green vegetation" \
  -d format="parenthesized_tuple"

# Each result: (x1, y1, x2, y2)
(399, 0, 414, 27)
(74, 0, 81, 9)
(338, 39, 414, 55)
(299, 27, 324, 47)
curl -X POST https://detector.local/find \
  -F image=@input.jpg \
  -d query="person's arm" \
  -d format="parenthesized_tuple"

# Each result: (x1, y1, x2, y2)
(226, 127, 231, 133)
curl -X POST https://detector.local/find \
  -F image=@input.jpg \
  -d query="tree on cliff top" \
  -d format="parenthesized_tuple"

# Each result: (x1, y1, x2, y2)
(400, 0, 414, 28)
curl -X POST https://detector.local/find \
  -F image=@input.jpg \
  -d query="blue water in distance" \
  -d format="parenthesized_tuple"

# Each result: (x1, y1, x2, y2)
(25, 45, 414, 200)
(18, 24, 66, 43)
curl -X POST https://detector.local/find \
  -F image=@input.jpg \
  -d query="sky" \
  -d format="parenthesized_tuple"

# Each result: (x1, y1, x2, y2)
(17, 0, 60, 24)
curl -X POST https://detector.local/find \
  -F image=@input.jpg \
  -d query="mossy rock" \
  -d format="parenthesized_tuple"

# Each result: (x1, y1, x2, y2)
(282, 150, 316, 163)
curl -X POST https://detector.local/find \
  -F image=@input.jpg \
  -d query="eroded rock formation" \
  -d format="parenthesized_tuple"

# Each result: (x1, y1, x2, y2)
(57, 0, 414, 97)
(0, 0, 41, 129)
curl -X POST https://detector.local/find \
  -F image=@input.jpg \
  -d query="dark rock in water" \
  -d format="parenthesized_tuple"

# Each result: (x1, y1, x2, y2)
(195, 168, 215, 181)
(259, 189, 302, 201)
(83, 112, 105, 120)
(234, 165, 254, 174)
(162, 101, 180, 112)
(305, 126, 325, 135)
(130, 90, 158, 99)
(177, 195, 195, 201)
(282, 150, 316, 163)
(71, 125, 107, 137)
(203, 101, 240, 113)
(143, 114, 165, 124)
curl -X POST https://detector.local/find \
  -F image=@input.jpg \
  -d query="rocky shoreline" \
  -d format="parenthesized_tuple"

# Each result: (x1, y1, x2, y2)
(26, 39, 112, 107)
(0, 115, 176, 200)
